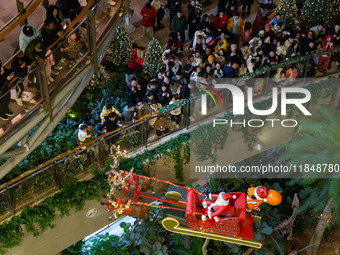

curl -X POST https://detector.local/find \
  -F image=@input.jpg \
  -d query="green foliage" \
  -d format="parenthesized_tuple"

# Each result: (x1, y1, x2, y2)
(300, 0, 339, 27)
(106, 25, 132, 68)
(277, 106, 340, 223)
(0, 171, 109, 254)
(143, 38, 165, 77)
(276, 0, 299, 29)
(62, 209, 173, 255)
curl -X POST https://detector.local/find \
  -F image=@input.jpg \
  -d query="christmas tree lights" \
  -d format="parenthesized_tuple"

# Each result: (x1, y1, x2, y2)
(106, 25, 132, 67)
(142, 38, 165, 77)
(300, 0, 339, 27)
(276, 0, 299, 29)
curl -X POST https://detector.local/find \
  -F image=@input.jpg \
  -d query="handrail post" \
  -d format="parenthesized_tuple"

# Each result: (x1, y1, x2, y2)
(303, 55, 311, 85)
(185, 102, 189, 130)
(87, 9, 98, 73)
(143, 120, 148, 148)
(16, 0, 27, 26)
(37, 57, 53, 121)
(263, 66, 270, 97)
(5, 184, 15, 214)
(98, 139, 105, 166)
(53, 162, 62, 189)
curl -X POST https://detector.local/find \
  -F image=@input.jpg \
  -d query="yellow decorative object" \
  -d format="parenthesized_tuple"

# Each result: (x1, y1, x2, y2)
(162, 217, 262, 248)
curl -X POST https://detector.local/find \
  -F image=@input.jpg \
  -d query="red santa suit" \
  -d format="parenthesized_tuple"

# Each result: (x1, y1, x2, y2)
(318, 35, 335, 71)
(201, 192, 236, 222)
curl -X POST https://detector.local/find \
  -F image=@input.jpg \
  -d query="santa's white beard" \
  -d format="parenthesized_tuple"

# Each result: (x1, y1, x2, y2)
(215, 195, 229, 206)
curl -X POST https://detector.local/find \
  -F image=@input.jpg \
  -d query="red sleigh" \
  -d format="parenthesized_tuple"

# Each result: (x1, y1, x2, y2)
(185, 188, 253, 240)
(104, 171, 262, 248)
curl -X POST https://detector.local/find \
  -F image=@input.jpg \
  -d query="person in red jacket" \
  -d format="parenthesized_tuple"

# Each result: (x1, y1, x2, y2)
(318, 35, 335, 73)
(141, 2, 156, 37)
(213, 11, 228, 34)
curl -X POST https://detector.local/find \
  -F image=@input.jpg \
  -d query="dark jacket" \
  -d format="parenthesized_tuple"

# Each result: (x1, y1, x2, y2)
(222, 65, 237, 78)
(187, 4, 196, 24)
(180, 84, 191, 99)
(171, 15, 187, 33)
(225, 48, 244, 64)
(166, 0, 182, 16)
(157, 88, 173, 106)
(56, 0, 81, 20)
(42, 25, 60, 47)
(24, 39, 47, 63)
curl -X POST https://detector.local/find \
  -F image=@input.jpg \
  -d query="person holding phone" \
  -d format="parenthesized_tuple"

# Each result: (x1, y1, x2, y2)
(141, 2, 156, 37)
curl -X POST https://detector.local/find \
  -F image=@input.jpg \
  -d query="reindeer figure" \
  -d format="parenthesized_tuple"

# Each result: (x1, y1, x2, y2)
(137, 176, 155, 195)
(105, 168, 135, 197)
(101, 195, 153, 224)
(110, 145, 129, 169)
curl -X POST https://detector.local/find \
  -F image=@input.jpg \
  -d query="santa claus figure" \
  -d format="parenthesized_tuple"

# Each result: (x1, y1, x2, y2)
(200, 192, 237, 222)
(246, 186, 268, 212)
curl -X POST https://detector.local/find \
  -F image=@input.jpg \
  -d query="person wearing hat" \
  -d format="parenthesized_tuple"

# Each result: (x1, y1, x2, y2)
(318, 35, 335, 73)
(198, 192, 237, 222)
(264, 23, 274, 39)
(204, 54, 216, 69)
(19, 25, 42, 53)
(246, 186, 268, 212)
(146, 79, 160, 95)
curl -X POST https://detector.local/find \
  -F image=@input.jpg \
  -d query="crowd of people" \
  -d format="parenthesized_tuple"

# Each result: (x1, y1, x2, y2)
(2, 0, 340, 146)
(0, 0, 85, 121)
(77, 0, 340, 144)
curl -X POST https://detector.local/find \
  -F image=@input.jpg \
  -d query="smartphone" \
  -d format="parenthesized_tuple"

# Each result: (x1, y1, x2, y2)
(10, 72, 15, 76)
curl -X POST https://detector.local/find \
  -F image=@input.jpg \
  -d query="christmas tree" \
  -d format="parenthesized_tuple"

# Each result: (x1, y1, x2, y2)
(276, 0, 299, 30)
(106, 25, 132, 67)
(143, 38, 165, 77)
(300, 0, 339, 27)
(88, 65, 109, 91)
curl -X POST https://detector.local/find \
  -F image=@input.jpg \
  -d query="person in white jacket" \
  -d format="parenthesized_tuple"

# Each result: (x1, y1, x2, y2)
(77, 124, 92, 144)
(19, 25, 42, 53)
(169, 96, 182, 128)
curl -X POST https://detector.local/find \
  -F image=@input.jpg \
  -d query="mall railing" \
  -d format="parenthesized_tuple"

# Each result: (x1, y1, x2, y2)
(0, 0, 125, 144)
(1, 47, 340, 221)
